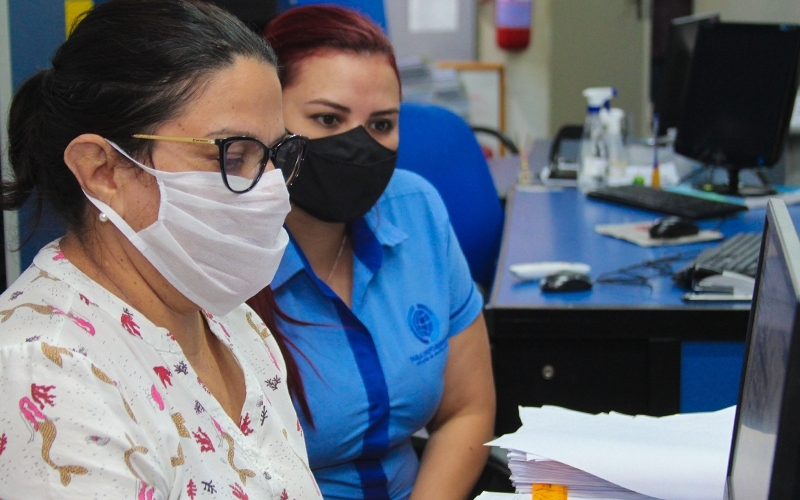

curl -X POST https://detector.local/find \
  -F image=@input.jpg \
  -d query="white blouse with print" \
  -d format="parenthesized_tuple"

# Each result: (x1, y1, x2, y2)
(0, 241, 320, 500)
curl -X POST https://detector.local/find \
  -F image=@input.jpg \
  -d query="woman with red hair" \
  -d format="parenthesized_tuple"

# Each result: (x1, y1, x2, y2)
(248, 4, 496, 500)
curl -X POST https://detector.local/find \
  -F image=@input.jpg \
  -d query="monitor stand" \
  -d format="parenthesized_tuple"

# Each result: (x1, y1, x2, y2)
(694, 165, 777, 197)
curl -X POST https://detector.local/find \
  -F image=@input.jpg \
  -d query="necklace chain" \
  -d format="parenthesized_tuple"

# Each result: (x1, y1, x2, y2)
(325, 233, 348, 283)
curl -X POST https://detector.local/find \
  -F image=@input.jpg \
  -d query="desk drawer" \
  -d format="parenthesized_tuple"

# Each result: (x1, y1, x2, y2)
(492, 338, 679, 435)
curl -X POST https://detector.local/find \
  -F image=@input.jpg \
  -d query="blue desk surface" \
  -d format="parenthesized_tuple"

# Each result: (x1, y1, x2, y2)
(486, 187, 800, 414)
(487, 187, 800, 311)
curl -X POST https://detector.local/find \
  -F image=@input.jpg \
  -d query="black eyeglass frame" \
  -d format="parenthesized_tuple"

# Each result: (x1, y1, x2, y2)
(131, 133, 308, 193)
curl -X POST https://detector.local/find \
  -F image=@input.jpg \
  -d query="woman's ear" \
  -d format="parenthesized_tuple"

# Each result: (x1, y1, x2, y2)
(63, 134, 121, 203)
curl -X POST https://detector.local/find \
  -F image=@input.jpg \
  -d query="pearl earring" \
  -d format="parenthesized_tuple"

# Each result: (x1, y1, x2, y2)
(99, 212, 109, 222)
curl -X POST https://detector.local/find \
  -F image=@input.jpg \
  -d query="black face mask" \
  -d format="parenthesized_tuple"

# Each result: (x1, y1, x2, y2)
(288, 126, 397, 223)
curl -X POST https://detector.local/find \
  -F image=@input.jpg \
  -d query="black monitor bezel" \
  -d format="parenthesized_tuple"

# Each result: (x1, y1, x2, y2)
(654, 12, 720, 137)
(674, 22, 800, 170)
(726, 199, 800, 499)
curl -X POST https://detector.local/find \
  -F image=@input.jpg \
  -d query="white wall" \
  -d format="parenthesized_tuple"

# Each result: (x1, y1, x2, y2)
(694, 0, 800, 23)
(481, 0, 800, 142)
(476, 0, 551, 141)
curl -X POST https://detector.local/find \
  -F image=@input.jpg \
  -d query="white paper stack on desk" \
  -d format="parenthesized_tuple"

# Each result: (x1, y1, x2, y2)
(487, 405, 735, 500)
(505, 450, 653, 499)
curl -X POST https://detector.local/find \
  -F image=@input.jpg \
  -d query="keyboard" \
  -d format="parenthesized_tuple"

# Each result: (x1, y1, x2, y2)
(586, 185, 748, 220)
(673, 232, 762, 288)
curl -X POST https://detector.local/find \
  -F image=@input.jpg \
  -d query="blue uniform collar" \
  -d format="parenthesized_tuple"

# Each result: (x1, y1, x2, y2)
(271, 208, 408, 290)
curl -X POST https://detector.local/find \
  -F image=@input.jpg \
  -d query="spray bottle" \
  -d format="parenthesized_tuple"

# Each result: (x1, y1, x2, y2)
(602, 107, 627, 182)
(578, 87, 616, 192)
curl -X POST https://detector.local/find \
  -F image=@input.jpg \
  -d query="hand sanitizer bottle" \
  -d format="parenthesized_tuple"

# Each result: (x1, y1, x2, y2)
(578, 87, 616, 192)
(603, 107, 627, 183)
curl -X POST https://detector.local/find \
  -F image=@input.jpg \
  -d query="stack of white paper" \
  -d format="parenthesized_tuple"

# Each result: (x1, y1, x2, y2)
(473, 493, 528, 500)
(506, 450, 654, 499)
(487, 405, 736, 500)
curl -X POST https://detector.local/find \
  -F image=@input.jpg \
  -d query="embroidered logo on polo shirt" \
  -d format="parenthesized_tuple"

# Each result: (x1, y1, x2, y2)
(407, 304, 440, 344)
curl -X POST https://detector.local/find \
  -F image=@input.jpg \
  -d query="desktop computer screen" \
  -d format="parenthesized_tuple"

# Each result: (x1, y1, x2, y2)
(654, 12, 719, 137)
(726, 200, 800, 499)
(674, 23, 800, 195)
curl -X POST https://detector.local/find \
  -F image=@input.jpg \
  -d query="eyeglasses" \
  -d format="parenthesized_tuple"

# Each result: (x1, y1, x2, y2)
(131, 133, 307, 193)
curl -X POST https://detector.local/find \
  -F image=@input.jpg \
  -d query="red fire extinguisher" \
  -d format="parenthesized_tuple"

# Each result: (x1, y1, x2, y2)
(495, 0, 532, 51)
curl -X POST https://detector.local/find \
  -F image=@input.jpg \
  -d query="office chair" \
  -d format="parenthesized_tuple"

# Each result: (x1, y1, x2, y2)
(472, 126, 519, 156)
(398, 102, 505, 289)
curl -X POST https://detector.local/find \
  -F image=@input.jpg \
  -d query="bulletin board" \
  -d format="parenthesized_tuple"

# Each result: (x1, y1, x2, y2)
(438, 61, 505, 131)
(385, 0, 476, 60)
(437, 61, 506, 155)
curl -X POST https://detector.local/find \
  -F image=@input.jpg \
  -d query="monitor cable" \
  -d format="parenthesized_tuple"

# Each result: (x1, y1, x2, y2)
(595, 251, 700, 289)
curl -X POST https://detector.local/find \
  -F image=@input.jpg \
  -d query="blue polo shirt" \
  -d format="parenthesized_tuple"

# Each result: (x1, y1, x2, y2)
(271, 169, 483, 500)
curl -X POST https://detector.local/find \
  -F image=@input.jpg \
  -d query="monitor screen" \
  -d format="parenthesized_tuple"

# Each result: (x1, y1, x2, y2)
(674, 23, 800, 168)
(654, 13, 719, 137)
(726, 200, 800, 499)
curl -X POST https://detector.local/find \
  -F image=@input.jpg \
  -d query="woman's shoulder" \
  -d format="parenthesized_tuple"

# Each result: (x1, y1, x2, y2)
(0, 243, 155, 353)
(0, 262, 80, 348)
(383, 168, 438, 197)
(378, 169, 448, 219)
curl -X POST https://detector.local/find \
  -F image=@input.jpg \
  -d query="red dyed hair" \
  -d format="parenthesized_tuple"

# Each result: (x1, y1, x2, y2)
(262, 4, 400, 89)
(252, 4, 401, 428)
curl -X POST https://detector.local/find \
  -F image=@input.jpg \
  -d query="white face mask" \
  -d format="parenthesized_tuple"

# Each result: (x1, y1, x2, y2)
(83, 140, 291, 316)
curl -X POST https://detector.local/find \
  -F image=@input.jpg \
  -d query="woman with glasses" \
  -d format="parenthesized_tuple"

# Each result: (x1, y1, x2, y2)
(248, 5, 496, 500)
(0, 1, 318, 498)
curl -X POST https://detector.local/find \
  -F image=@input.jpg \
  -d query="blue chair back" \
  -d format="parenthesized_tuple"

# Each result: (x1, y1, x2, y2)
(397, 102, 504, 289)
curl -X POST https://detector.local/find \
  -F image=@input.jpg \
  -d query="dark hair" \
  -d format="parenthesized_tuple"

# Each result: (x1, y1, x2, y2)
(262, 4, 400, 89)
(4, 0, 277, 236)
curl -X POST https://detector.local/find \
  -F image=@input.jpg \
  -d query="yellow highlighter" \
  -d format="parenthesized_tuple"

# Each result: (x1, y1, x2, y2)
(651, 113, 661, 189)
(532, 483, 568, 500)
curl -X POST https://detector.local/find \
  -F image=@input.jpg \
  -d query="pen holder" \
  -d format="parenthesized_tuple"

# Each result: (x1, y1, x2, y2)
(516, 132, 534, 186)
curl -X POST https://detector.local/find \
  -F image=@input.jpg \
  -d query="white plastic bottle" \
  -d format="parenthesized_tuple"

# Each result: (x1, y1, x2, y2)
(578, 87, 616, 192)
(603, 107, 627, 183)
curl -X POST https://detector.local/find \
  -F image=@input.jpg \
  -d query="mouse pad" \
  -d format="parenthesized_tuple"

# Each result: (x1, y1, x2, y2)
(595, 221, 724, 247)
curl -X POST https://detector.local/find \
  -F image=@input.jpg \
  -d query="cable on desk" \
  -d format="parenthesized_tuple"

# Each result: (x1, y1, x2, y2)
(595, 251, 700, 288)
(681, 164, 721, 188)
(682, 164, 772, 191)
(677, 163, 706, 185)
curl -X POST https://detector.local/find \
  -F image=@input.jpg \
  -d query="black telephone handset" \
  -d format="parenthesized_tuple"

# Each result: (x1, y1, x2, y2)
(547, 125, 583, 180)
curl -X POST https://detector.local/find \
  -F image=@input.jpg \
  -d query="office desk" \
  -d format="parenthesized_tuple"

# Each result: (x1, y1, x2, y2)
(486, 187, 800, 435)
(487, 139, 550, 199)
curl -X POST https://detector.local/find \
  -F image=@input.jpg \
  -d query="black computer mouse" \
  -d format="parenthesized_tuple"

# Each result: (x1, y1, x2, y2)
(649, 216, 700, 239)
(540, 271, 593, 292)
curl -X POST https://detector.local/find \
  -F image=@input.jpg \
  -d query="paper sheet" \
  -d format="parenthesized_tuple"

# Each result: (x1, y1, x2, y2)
(488, 406, 736, 500)
(408, 0, 458, 33)
(595, 221, 724, 247)
(473, 494, 529, 500)
(608, 163, 680, 188)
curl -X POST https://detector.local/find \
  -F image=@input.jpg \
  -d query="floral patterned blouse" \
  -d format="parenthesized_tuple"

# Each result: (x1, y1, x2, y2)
(0, 241, 320, 499)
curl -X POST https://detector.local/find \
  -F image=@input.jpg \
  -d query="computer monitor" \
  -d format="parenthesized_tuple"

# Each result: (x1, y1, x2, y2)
(654, 12, 720, 138)
(725, 199, 800, 499)
(674, 23, 800, 196)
